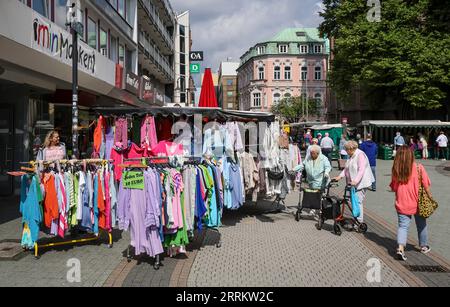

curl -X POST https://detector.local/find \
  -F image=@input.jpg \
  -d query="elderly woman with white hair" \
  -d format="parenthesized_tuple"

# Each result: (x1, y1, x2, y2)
(295, 145, 332, 190)
(333, 140, 375, 225)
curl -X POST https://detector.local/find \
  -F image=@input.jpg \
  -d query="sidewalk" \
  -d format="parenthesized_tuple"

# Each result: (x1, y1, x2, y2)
(0, 160, 449, 287)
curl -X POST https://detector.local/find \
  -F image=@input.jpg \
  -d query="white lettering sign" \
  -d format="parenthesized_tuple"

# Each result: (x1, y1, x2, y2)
(32, 13, 96, 76)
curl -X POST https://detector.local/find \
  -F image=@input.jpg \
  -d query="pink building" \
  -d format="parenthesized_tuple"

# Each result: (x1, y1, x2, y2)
(237, 28, 329, 120)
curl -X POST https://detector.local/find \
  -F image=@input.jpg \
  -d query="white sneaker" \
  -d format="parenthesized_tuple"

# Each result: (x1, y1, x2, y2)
(421, 246, 431, 254)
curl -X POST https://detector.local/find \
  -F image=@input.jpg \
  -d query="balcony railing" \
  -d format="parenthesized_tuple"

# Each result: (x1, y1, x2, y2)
(139, 0, 174, 52)
(139, 31, 174, 81)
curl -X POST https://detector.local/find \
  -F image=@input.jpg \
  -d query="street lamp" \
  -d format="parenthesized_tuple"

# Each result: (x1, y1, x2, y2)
(66, 0, 83, 159)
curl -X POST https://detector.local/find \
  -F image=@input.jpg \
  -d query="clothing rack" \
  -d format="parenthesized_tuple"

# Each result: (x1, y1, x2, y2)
(18, 159, 114, 259)
(120, 156, 222, 270)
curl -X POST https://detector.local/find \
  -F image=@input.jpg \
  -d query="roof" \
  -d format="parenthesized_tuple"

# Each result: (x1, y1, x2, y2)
(271, 28, 325, 43)
(361, 120, 450, 128)
(219, 62, 240, 77)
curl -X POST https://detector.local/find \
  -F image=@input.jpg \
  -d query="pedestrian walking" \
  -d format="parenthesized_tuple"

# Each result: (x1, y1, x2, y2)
(339, 134, 349, 160)
(436, 131, 448, 161)
(320, 132, 334, 167)
(332, 141, 375, 226)
(360, 134, 378, 191)
(394, 131, 406, 150)
(390, 146, 432, 261)
(418, 133, 428, 160)
(295, 145, 331, 218)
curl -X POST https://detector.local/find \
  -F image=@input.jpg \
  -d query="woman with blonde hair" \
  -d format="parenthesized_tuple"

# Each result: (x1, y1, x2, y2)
(36, 130, 66, 161)
(390, 146, 432, 261)
(332, 140, 374, 226)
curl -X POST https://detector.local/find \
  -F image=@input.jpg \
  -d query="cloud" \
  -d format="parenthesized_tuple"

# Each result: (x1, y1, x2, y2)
(170, 0, 323, 84)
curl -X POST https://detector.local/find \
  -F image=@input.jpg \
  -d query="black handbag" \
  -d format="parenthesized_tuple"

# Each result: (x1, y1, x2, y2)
(267, 169, 284, 180)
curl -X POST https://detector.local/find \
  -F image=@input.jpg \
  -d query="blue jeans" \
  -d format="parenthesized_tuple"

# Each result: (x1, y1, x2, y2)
(397, 214, 428, 247)
(371, 166, 376, 190)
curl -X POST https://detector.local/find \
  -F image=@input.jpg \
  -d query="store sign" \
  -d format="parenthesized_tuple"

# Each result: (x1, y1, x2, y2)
(140, 75, 154, 101)
(125, 71, 140, 95)
(190, 51, 204, 61)
(190, 63, 201, 74)
(31, 12, 96, 75)
(123, 171, 144, 190)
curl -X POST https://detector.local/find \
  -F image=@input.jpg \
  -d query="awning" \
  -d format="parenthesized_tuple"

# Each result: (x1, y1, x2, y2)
(361, 120, 450, 128)
(310, 124, 344, 130)
(91, 107, 275, 122)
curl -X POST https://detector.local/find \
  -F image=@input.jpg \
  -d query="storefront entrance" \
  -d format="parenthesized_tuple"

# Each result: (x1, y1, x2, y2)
(0, 105, 14, 196)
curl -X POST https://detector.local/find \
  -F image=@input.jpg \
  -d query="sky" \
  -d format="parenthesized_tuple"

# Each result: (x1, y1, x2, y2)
(170, 0, 325, 86)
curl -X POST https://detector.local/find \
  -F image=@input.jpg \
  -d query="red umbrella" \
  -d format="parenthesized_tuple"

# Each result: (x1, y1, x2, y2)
(198, 68, 218, 108)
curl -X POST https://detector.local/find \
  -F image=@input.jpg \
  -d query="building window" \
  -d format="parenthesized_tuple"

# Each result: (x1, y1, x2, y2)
(257, 45, 266, 55)
(315, 66, 322, 80)
(54, 0, 68, 28)
(87, 18, 97, 50)
(180, 37, 186, 53)
(227, 79, 233, 86)
(180, 25, 186, 36)
(100, 29, 108, 57)
(253, 93, 261, 107)
(314, 44, 323, 53)
(296, 32, 306, 37)
(126, 49, 133, 71)
(33, 0, 51, 19)
(227, 103, 234, 109)
(284, 66, 291, 80)
(300, 45, 308, 54)
(119, 44, 125, 67)
(279, 44, 288, 53)
(274, 66, 281, 80)
(301, 66, 308, 80)
(273, 93, 281, 105)
(284, 93, 292, 100)
(111, 36, 118, 63)
(180, 93, 186, 103)
(227, 91, 233, 97)
(110, 0, 118, 10)
(258, 67, 265, 80)
(126, 0, 133, 23)
(118, 0, 125, 17)
(180, 64, 186, 75)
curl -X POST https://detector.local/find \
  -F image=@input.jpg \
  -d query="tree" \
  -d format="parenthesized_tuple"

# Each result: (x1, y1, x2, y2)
(319, 0, 450, 110)
(271, 96, 322, 123)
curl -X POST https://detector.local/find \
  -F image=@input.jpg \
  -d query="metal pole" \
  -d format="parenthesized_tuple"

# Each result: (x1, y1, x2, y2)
(71, 28, 79, 159)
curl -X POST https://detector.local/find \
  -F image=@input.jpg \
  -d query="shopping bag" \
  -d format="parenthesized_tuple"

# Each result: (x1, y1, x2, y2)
(350, 187, 360, 218)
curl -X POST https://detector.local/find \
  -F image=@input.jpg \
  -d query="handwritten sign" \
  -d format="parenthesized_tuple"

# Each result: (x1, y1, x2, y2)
(123, 171, 144, 190)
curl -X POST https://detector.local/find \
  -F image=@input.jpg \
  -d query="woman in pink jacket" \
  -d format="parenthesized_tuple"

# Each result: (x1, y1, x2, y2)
(390, 146, 432, 261)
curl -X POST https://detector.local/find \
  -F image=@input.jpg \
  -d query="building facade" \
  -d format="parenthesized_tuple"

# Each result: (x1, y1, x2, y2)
(218, 61, 239, 110)
(172, 10, 194, 106)
(237, 28, 329, 118)
(0, 0, 176, 195)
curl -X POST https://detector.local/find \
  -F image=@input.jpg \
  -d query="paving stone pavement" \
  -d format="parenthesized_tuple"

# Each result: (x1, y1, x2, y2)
(187, 195, 409, 287)
(0, 215, 130, 287)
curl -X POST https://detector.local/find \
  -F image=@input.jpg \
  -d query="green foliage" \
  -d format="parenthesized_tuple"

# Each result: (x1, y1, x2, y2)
(319, 0, 450, 109)
(270, 96, 321, 123)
